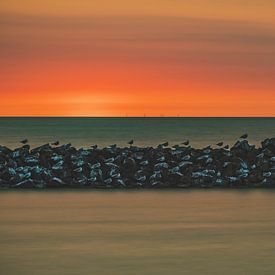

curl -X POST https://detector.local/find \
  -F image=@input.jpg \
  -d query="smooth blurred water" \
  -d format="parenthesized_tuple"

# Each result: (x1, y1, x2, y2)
(1, 190, 275, 275)
(0, 117, 275, 148)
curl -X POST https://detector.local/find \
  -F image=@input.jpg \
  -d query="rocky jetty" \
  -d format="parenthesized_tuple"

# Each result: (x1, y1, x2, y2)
(1, 137, 275, 189)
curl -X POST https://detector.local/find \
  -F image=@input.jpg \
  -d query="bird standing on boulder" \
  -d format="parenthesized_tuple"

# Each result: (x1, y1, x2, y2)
(51, 141, 59, 146)
(182, 140, 189, 146)
(128, 140, 134, 146)
(20, 139, 28, 144)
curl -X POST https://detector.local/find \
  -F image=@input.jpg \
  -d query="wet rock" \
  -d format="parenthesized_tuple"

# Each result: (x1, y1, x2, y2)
(12, 179, 35, 188)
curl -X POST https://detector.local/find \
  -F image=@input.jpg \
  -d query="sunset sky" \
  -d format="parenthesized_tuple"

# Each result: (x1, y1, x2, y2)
(0, 1, 275, 116)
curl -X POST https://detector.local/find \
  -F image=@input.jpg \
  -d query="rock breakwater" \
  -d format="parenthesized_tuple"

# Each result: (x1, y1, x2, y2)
(1, 137, 275, 189)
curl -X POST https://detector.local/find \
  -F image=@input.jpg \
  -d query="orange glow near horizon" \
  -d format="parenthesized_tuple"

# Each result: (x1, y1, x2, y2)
(0, 1, 275, 116)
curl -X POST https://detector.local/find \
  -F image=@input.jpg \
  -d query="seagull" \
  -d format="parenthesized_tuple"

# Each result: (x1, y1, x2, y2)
(128, 140, 134, 145)
(182, 140, 189, 146)
(20, 139, 28, 144)
(240, 133, 248, 139)
(51, 141, 59, 146)
(107, 144, 117, 149)
(216, 142, 223, 147)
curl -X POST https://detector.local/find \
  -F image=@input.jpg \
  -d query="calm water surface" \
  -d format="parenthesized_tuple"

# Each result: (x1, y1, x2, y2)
(1, 190, 275, 275)
(0, 117, 275, 148)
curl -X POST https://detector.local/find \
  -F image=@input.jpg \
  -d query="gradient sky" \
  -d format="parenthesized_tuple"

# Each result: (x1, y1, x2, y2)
(0, 1, 275, 116)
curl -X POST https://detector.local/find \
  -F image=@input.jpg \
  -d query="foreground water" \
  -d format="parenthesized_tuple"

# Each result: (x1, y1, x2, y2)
(0, 117, 275, 148)
(1, 190, 275, 274)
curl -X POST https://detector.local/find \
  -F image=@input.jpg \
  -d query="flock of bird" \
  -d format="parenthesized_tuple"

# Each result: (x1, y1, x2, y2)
(0, 134, 275, 189)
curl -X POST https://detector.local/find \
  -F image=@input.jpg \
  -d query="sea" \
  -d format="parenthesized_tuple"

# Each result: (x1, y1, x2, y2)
(1, 117, 275, 274)
(0, 117, 275, 149)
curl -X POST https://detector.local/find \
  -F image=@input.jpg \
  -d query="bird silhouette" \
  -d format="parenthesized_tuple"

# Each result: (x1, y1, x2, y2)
(162, 142, 169, 147)
(182, 140, 189, 146)
(51, 141, 59, 146)
(216, 142, 223, 147)
(128, 140, 134, 145)
(20, 139, 28, 144)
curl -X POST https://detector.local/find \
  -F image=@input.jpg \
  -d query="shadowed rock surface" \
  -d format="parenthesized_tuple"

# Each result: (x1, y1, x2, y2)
(1, 138, 275, 189)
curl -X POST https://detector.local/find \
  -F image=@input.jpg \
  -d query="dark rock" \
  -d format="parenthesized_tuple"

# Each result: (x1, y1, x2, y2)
(0, 137, 275, 188)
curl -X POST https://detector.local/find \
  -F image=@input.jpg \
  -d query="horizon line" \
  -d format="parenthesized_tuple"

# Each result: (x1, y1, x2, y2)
(0, 116, 274, 119)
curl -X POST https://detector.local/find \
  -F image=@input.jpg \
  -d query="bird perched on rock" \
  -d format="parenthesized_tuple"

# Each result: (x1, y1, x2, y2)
(182, 140, 189, 146)
(240, 133, 248, 139)
(162, 142, 169, 147)
(216, 142, 223, 147)
(51, 141, 59, 146)
(20, 139, 28, 144)
(91, 144, 98, 149)
(128, 140, 134, 146)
